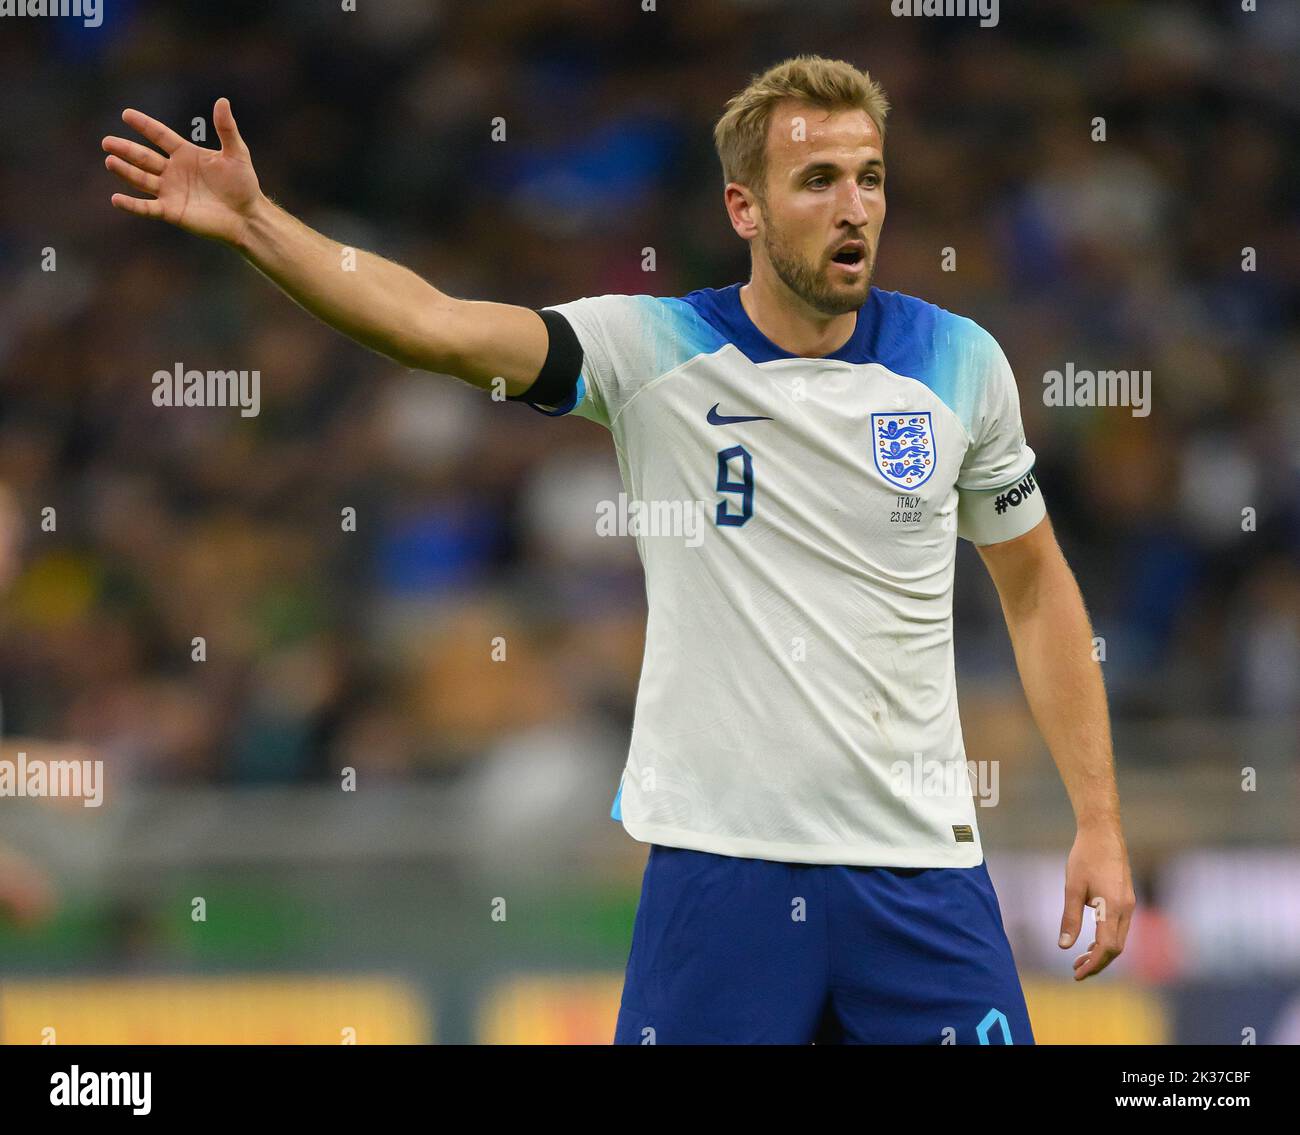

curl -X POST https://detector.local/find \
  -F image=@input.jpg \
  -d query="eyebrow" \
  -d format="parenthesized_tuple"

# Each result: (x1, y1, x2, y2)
(795, 158, 885, 178)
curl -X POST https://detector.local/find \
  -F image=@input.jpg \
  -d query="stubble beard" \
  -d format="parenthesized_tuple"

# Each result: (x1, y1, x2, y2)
(759, 207, 875, 317)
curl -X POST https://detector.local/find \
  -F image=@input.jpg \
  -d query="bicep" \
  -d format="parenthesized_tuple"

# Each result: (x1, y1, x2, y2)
(431, 299, 550, 395)
(976, 513, 1059, 612)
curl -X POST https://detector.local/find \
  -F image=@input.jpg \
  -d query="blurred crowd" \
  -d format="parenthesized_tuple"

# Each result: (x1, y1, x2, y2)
(0, 0, 1296, 802)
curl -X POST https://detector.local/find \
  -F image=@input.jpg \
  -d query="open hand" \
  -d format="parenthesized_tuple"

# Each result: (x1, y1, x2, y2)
(102, 97, 261, 246)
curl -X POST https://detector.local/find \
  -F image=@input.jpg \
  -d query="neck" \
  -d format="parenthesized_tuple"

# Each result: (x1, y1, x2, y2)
(738, 265, 860, 358)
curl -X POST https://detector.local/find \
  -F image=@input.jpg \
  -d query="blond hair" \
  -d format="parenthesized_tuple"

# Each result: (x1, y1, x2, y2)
(712, 55, 890, 204)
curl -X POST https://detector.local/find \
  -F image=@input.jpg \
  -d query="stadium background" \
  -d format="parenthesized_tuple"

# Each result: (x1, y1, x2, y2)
(1, 0, 1297, 1043)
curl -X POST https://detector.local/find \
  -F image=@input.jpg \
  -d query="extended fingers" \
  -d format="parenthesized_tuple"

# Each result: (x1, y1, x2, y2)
(105, 154, 160, 196)
(109, 192, 164, 219)
(120, 107, 185, 155)
(102, 134, 167, 175)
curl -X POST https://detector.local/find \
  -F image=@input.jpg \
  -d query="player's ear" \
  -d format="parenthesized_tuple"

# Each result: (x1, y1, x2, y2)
(725, 183, 761, 239)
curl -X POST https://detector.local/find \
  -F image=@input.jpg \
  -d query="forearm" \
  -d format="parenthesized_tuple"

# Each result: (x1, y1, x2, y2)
(233, 194, 456, 371)
(999, 558, 1120, 829)
(105, 103, 548, 389)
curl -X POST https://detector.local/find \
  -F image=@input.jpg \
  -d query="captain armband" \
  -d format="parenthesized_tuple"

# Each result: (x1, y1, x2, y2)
(956, 467, 1046, 545)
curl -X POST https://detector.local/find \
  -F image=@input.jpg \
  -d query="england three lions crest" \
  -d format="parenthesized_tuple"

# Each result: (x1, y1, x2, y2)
(871, 412, 935, 489)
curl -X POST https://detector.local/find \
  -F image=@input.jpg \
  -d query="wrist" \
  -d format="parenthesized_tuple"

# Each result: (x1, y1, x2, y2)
(231, 192, 275, 255)
(1076, 812, 1122, 836)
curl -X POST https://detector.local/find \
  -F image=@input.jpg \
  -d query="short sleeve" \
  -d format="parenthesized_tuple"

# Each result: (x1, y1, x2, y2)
(508, 295, 644, 428)
(510, 294, 723, 431)
(535, 295, 625, 428)
(955, 336, 1045, 545)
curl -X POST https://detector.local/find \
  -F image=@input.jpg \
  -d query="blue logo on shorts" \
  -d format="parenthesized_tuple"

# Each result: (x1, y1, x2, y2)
(977, 1007, 1013, 1044)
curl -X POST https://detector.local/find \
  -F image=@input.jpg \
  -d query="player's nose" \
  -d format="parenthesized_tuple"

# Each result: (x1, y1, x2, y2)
(839, 187, 871, 228)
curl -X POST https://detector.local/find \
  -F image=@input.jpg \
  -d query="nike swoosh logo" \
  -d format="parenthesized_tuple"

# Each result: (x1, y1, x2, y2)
(707, 403, 774, 425)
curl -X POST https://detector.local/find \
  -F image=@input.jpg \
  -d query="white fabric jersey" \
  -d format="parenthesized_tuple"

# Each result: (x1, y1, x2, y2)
(523, 283, 1044, 867)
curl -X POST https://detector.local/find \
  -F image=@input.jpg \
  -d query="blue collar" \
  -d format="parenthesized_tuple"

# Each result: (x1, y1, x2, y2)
(680, 282, 880, 365)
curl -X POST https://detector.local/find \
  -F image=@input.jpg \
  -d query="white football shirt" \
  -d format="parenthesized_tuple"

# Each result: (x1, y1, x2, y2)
(521, 283, 1044, 867)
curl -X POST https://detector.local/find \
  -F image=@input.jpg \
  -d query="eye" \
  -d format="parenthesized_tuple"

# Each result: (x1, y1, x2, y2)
(861, 173, 881, 188)
(807, 175, 829, 189)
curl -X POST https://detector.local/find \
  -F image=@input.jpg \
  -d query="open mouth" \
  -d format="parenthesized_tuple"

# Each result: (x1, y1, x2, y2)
(831, 242, 866, 268)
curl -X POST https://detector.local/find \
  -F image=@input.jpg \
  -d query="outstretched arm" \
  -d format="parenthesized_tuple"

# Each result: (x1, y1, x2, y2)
(102, 98, 547, 392)
(977, 515, 1136, 981)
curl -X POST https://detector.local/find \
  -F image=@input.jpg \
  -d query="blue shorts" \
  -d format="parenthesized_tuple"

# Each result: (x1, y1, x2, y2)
(614, 844, 1034, 1045)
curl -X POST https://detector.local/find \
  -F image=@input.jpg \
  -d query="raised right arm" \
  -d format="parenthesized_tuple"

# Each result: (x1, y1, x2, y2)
(102, 98, 548, 395)
(234, 198, 548, 391)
